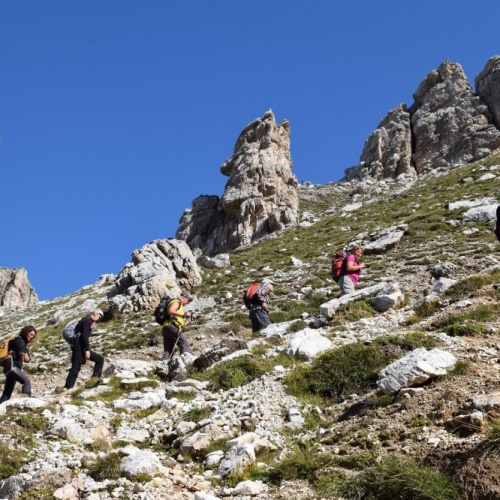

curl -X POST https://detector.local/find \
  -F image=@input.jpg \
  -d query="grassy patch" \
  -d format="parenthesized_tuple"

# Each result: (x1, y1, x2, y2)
(182, 406, 213, 423)
(267, 444, 334, 484)
(284, 343, 398, 403)
(87, 452, 122, 481)
(0, 441, 25, 480)
(318, 456, 465, 499)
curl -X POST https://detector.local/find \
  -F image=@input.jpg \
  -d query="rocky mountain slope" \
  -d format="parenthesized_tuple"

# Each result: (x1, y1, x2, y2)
(0, 150, 500, 499)
(2, 55, 500, 500)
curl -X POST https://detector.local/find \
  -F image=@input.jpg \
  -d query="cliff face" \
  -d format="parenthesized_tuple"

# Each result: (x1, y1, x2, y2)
(344, 56, 500, 181)
(176, 110, 298, 257)
(0, 267, 38, 309)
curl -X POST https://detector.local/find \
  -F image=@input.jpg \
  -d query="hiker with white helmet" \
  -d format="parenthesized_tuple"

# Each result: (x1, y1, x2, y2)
(56, 309, 105, 393)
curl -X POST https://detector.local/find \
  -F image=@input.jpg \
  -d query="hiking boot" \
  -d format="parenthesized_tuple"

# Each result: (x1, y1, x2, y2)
(20, 393, 31, 398)
(55, 386, 69, 394)
(161, 352, 170, 362)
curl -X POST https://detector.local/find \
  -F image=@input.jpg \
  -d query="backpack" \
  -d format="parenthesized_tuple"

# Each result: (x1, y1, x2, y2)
(0, 338, 13, 363)
(243, 283, 260, 310)
(62, 319, 81, 346)
(154, 295, 176, 325)
(331, 250, 347, 282)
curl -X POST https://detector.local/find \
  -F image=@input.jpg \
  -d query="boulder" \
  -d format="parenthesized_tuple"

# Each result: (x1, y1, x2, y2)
(284, 329, 334, 360)
(377, 347, 457, 395)
(372, 282, 405, 312)
(107, 238, 201, 313)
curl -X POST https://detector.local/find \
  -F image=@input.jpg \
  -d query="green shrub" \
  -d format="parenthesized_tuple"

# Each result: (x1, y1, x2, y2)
(444, 271, 500, 301)
(87, 452, 122, 481)
(182, 406, 212, 423)
(373, 331, 439, 351)
(334, 299, 375, 323)
(0, 442, 24, 480)
(202, 356, 266, 391)
(481, 419, 500, 458)
(405, 301, 441, 324)
(267, 444, 334, 484)
(319, 456, 465, 499)
(284, 343, 397, 402)
(18, 490, 54, 500)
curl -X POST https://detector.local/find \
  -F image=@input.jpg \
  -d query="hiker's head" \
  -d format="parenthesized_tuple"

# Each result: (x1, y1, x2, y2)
(352, 245, 364, 258)
(20, 325, 37, 342)
(91, 310, 104, 322)
(262, 278, 274, 293)
(180, 292, 193, 305)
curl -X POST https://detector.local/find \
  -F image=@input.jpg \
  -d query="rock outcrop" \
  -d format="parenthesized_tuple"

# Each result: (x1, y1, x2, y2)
(107, 239, 201, 313)
(476, 55, 500, 129)
(176, 110, 299, 256)
(0, 267, 38, 309)
(344, 57, 500, 181)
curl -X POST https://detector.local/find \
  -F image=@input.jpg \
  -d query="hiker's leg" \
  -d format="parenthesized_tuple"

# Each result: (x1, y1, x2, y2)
(250, 309, 270, 332)
(249, 310, 261, 332)
(177, 331, 192, 355)
(0, 376, 16, 403)
(89, 351, 104, 378)
(341, 276, 355, 295)
(162, 325, 179, 360)
(65, 346, 83, 389)
(8, 368, 31, 396)
(256, 309, 271, 330)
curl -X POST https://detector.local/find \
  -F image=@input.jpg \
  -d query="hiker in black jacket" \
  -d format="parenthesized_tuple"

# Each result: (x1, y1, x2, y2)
(56, 310, 104, 393)
(494, 204, 500, 243)
(0, 325, 37, 404)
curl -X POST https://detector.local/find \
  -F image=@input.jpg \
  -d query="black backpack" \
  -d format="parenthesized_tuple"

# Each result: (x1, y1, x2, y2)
(154, 295, 175, 325)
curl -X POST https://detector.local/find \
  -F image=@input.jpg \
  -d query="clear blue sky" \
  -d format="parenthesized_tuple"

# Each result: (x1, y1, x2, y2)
(1, 1, 499, 301)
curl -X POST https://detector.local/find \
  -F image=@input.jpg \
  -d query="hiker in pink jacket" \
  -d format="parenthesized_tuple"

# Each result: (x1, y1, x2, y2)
(338, 245, 365, 295)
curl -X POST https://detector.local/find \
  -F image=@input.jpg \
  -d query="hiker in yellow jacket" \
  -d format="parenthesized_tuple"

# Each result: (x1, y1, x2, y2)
(161, 292, 194, 361)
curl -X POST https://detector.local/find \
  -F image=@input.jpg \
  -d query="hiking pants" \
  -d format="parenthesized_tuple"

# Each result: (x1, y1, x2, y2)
(0, 366, 31, 403)
(64, 345, 104, 389)
(338, 275, 356, 296)
(249, 308, 271, 333)
(162, 324, 191, 361)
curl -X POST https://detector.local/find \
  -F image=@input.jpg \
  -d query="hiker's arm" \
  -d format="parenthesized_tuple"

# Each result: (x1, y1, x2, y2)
(255, 291, 269, 311)
(345, 256, 365, 272)
(12, 338, 30, 362)
(80, 317, 93, 352)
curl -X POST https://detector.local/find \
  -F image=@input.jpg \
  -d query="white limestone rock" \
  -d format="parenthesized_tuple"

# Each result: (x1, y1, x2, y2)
(377, 348, 457, 395)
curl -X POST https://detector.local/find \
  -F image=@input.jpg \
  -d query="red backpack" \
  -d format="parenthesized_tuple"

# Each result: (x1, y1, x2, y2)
(243, 283, 260, 309)
(331, 250, 347, 282)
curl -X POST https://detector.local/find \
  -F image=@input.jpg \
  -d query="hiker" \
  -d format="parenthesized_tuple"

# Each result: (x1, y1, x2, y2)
(338, 245, 365, 295)
(248, 279, 274, 333)
(494, 205, 500, 243)
(56, 310, 104, 393)
(161, 292, 194, 361)
(0, 325, 37, 403)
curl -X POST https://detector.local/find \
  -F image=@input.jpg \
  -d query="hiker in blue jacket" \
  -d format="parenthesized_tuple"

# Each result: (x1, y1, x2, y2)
(0, 325, 37, 403)
(56, 310, 104, 393)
